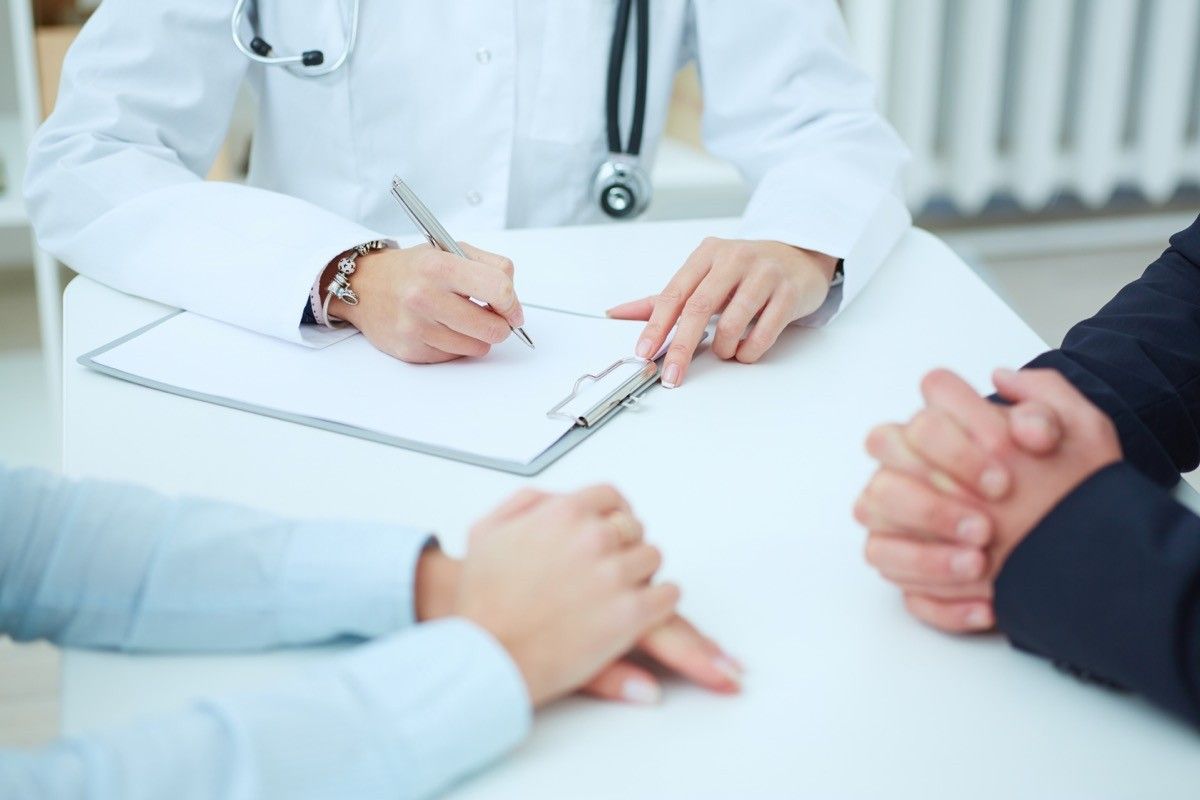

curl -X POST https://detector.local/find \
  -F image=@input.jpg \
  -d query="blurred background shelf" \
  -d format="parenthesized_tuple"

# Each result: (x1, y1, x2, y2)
(0, 112, 28, 229)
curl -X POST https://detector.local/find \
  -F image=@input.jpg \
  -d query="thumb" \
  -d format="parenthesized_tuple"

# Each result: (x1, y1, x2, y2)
(1008, 401, 1064, 455)
(606, 295, 656, 321)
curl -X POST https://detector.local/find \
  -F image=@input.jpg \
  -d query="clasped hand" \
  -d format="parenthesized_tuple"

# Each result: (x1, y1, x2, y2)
(854, 368, 1121, 633)
(417, 484, 742, 707)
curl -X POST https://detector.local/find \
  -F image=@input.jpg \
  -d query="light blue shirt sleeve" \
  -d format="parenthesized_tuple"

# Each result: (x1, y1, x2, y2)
(0, 465, 532, 799)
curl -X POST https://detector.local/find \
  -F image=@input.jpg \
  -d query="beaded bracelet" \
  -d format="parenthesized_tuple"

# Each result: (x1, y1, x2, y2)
(321, 240, 389, 327)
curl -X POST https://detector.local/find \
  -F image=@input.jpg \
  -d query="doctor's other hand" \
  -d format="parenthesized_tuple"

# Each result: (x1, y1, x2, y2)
(854, 368, 1120, 633)
(328, 242, 525, 364)
(429, 485, 737, 708)
(606, 238, 837, 387)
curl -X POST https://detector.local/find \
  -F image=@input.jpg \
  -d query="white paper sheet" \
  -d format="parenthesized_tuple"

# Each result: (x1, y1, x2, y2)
(94, 308, 655, 465)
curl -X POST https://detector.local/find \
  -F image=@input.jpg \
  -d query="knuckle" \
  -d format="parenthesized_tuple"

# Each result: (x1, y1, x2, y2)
(496, 283, 517, 311)
(645, 545, 663, 573)
(640, 322, 665, 340)
(715, 316, 743, 339)
(683, 293, 717, 317)
(656, 286, 685, 306)
(775, 281, 801, 304)
(913, 492, 943, 530)
(919, 369, 954, 397)
(592, 482, 620, 500)
(852, 496, 873, 527)
(862, 537, 880, 566)
(757, 260, 784, 282)
(617, 594, 645, 628)
(399, 284, 428, 311)
(580, 527, 610, 555)
(864, 426, 891, 458)
(428, 254, 454, 280)
(659, 582, 682, 608)
(668, 341, 693, 357)
(511, 487, 544, 506)
(553, 494, 585, 520)
(498, 258, 515, 276)
(862, 470, 883, 502)
(597, 558, 623, 586)
(907, 408, 939, 440)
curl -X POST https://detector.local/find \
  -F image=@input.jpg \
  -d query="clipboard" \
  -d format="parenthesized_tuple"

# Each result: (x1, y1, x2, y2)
(78, 311, 699, 476)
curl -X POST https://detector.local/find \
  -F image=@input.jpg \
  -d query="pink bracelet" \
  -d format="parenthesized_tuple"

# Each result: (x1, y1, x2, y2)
(309, 276, 332, 328)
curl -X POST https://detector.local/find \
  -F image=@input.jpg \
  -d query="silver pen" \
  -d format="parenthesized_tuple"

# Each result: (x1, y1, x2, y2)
(390, 176, 535, 349)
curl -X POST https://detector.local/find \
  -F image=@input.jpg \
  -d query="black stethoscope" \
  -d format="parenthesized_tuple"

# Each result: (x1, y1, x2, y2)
(232, 0, 652, 219)
(594, 0, 653, 219)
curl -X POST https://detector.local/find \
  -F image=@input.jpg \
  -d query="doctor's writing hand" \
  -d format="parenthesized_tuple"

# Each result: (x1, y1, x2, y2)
(855, 368, 1120, 633)
(329, 242, 525, 364)
(607, 238, 837, 387)
(424, 485, 740, 707)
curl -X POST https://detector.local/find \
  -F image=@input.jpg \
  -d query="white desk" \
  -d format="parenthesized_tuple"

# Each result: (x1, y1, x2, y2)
(60, 221, 1200, 798)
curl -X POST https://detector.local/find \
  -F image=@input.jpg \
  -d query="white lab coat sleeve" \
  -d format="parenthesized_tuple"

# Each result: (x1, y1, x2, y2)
(689, 0, 912, 321)
(22, 0, 383, 347)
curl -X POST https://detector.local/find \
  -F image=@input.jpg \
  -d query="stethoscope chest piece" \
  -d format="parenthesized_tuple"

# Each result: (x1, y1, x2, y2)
(596, 0, 651, 220)
(594, 155, 653, 219)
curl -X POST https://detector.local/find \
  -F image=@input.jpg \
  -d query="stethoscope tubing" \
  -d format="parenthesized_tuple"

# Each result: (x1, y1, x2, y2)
(605, 0, 649, 158)
(233, 0, 651, 217)
(231, 0, 361, 77)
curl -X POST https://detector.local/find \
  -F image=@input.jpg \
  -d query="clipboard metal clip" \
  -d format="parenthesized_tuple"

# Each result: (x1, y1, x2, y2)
(547, 357, 660, 428)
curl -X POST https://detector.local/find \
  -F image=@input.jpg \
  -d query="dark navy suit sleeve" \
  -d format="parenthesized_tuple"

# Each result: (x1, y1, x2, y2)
(1022, 216, 1200, 486)
(994, 215, 1200, 726)
(995, 463, 1200, 725)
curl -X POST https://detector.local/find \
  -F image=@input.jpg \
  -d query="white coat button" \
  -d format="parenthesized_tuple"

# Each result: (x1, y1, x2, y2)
(476, 48, 492, 64)
(466, 191, 483, 206)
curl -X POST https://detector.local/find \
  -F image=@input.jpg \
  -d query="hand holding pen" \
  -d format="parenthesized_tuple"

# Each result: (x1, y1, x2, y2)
(392, 177, 534, 348)
(324, 239, 528, 364)
(322, 178, 532, 363)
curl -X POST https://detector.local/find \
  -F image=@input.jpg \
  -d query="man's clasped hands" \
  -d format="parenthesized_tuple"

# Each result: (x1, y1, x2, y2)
(855, 367, 1121, 632)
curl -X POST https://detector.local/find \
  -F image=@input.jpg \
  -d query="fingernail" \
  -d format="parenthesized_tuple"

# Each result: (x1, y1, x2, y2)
(713, 656, 743, 686)
(636, 338, 653, 359)
(621, 679, 662, 705)
(929, 471, 958, 496)
(956, 515, 989, 545)
(995, 368, 1019, 382)
(1015, 411, 1049, 432)
(965, 606, 993, 629)
(951, 551, 982, 578)
(661, 363, 681, 388)
(1013, 409, 1051, 438)
(979, 466, 1009, 499)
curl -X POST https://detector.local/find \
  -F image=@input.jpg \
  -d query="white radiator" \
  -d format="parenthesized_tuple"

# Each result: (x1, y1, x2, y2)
(842, 0, 1200, 216)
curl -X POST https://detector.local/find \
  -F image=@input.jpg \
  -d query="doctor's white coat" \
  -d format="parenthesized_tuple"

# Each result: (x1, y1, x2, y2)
(25, 0, 910, 346)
